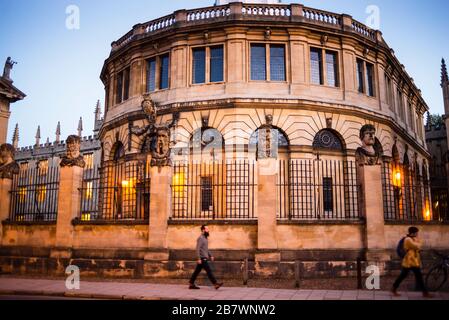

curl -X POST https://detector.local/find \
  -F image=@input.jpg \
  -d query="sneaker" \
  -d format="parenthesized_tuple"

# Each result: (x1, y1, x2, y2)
(189, 284, 200, 290)
(214, 283, 223, 290)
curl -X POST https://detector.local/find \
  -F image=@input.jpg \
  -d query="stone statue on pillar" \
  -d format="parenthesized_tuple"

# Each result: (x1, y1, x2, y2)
(356, 124, 383, 166)
(60, 135, 86, 168)
(130, 94, 179, 167)
(0, 143, 19, 179)
(3, 57, 17, 81)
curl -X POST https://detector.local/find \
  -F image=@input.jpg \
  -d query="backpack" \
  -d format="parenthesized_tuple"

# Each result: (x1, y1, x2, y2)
(396, 237, 407, 259)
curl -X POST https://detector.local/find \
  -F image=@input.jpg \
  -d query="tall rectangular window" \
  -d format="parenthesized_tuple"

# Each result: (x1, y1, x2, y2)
(147, 58, 156, 92)
(160, 54, 170, 89)
(116, 71, 123, 103)
(270, 45, 286, 81)
(124, 68, 130, 100)
(366, 62, 375, 97)
(326, 51, 338, 87)
(408, 103, 415, 131)
(201, 177, 213, 212)
(310, 48, 323, 85)
(385, 74, 393, 108)
(251, 44, 267, 81)
(356, 59, 364, 93)
(323, 178, 333, 213)
(397, 90, 404, 119)
(193, 48, 206, 84)
(210, 46, 224, 83)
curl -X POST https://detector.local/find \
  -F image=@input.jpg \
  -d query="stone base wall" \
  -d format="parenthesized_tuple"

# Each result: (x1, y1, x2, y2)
(1, 222, 449, 279)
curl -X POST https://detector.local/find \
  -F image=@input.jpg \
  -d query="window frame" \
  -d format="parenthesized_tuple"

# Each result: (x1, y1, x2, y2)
(249, 42, 287, 83)
(309, 47, 340, 87)
(145, 52, 171, 93)
(356, 57, 376, 97)
(190, 44, 226, 86)
(116, 67, 131, 104)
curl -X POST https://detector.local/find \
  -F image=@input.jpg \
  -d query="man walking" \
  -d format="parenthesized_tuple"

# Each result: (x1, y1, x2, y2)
(189, 225, 223, 290)
(391, 227, 433, 298)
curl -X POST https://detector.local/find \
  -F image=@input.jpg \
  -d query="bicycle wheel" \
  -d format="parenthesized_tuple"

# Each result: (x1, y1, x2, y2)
(425, 265, 448, 292)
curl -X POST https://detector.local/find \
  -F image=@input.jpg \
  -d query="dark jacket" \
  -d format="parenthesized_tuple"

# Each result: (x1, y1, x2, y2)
(196, 235, 212, 260)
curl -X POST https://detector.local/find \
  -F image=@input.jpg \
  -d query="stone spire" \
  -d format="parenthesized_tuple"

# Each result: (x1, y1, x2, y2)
(35, 126, 41, 147)
(77, 117, 83, 137)
(442, 58, 449, 116)
(442, 58, 448, 86)
(12, 123, 19, 149)
(94, 100, 103, 132)
(55, 121, 61, 144)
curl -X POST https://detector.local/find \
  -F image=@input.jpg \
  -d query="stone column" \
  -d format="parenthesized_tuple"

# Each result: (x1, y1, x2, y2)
(256, 158, 279, 264)
(145, 166, 172, 261)
(359, 164, 389, 271)
(51, 135, 85, 259)
(0, 178, 13, 245)
(51, 165, 83, 259)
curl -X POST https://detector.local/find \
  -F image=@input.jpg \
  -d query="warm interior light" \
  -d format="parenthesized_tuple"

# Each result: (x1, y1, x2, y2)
(172, 173, 185, 193)
(393, 170, 402, 187)
(424, 202, 432, 221)
(121, 180, 129, 188)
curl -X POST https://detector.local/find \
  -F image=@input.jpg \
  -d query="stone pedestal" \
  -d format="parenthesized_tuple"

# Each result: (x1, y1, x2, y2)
(359, 165, 389, 267)
(51, 166, 83, 259)
(0, 178, 13, 245)
(147, 166, 172, 258)
(256, 159, 279, 263)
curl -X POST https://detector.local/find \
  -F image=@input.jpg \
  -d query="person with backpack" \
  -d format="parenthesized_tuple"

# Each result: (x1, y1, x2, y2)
(391, 227, 433, 298)
(188, 225, 224, 290)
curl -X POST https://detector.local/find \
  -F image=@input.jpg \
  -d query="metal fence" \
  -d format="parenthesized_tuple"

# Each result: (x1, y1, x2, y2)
(171, 161, 256, 220)
(9, 164, 60, 222)
(79, 161, 150, 222)
(277, 159, 360, 220)
(382, 161, 431, 222)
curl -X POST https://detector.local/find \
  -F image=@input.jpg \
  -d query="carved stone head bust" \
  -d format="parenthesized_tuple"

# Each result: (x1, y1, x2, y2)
(0, 143, 19, 179)
(60, 135, 86, 168)
(356, 124, 382, 166)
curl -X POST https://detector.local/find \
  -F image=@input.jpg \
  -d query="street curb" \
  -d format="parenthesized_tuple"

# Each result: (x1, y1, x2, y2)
(0, 289, 193, 300)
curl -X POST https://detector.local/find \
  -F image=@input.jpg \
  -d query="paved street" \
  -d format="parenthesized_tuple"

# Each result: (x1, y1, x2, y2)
(0, 277, 448, 300)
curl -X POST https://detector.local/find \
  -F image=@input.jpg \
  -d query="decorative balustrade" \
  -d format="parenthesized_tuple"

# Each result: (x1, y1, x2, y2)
(241, 4, 291, 17)
(302, 7, 341, 26)
(144, 14, 176, 33)
(112, 3, 380, 52)
(352, 19, 376, 40)
(186, 5, 230, 22)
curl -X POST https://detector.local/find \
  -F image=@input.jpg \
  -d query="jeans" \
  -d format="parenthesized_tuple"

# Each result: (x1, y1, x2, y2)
(393, 267, 428, 293)
(190, 259, 217, 285)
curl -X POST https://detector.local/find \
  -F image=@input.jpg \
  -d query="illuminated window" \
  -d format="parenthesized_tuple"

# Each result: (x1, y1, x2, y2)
(38, 160, 49, 176)
(36, 185, 47, 203)
(84, 153, 94, 169)
(18, 187, 27, 203)
(85, 181, 93, 199)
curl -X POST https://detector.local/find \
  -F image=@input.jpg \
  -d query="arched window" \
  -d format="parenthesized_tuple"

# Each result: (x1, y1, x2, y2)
(312, 129, 344, 151)
(110, 141, 125, 162)
(249, 127, 289, 147)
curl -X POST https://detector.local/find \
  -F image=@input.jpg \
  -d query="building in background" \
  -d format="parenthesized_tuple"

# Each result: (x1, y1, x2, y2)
(426, 59, 449, 221)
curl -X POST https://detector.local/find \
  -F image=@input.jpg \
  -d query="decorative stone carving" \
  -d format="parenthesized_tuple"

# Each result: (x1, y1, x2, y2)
(257, 114, 277, 160)
(0, 143, 19, 179)
(356, 124, 383, 166)
(130, 95, 179, 167)
(60, 135, 86, 168)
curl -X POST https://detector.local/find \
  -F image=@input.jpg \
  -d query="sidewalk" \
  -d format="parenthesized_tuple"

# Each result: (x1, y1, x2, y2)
(0, 277, 448, 300)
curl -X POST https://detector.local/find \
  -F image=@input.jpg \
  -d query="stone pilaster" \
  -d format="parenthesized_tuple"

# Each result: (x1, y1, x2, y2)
(145, 166, 172, 261)
(51, 166, 83, 259)
(256, 158, 280, 263)
(0, 178, 13, 245)
(0, 98, 11, 145)
(359, 164, 389, 267)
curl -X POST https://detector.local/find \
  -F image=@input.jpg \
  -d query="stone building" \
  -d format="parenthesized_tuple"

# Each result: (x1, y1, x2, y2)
(1, 1, 448, 279)
(426, 59, 449, 221)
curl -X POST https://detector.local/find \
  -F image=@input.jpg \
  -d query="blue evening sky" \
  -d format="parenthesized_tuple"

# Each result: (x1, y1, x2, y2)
(1, 0, 448, 147)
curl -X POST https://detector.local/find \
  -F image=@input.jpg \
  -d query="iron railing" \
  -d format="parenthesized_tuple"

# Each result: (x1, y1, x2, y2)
(9, 165, 60, 222)
(382, 161, 432, 222)
(79, 161, 150, 222)
(171, 161, 256, 220)
(277, 159, 360, 221)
